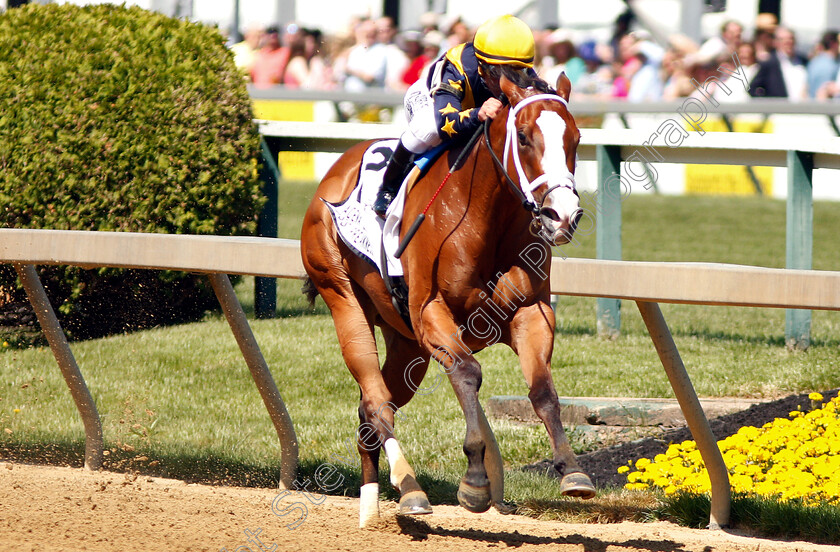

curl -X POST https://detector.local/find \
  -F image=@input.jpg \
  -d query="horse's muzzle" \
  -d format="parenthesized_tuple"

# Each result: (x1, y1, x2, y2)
(540, 206, 583, 246)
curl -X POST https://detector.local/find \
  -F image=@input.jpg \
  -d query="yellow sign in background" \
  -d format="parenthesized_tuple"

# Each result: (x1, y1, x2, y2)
(252, 100, 315, 181)
(685, 117, 774, 195)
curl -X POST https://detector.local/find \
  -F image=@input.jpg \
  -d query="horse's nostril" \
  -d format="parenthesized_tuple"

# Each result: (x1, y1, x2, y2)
(570, 208, 583, 231)
(540, 207, 561, 223)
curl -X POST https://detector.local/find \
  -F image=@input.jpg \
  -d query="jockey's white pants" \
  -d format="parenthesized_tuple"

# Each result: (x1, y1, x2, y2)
(400, 78, 442, 154)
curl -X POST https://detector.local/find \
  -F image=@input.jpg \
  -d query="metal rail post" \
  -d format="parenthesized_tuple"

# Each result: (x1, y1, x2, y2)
(255, 137, 280, 319)
(14, 263, 103, 470)
(208, 272, 298, 489)
(785, 150, 814, 350)
(596, 144, 622, 338)
(636, 300, 730, 529)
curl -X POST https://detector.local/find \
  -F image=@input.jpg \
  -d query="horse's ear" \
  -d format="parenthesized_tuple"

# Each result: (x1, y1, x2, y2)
(555, 72, 571, 102)
(500, 74, 524, 105)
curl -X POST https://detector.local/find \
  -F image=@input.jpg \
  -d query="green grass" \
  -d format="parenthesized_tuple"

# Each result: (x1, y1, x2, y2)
(653, 492, 840, 544)
(1, 185, 839, 542)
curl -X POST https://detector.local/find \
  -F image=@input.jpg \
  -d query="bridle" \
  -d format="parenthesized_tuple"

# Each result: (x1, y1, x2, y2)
(483, 93, 578, 237)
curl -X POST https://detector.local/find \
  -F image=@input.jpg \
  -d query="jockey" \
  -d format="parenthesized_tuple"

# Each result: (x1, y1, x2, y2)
(372, 14, 536, 218)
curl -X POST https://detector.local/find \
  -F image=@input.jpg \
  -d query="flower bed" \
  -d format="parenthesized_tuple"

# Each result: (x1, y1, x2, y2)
(620, 393, 840, 505)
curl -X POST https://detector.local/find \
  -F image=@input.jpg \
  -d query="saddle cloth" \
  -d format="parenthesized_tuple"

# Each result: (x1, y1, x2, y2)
(323, 140, 446, 279)
(322, 139, 407, 278)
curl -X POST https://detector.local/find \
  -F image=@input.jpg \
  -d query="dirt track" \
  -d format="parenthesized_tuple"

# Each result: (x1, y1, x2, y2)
(1, 462, 836, 552)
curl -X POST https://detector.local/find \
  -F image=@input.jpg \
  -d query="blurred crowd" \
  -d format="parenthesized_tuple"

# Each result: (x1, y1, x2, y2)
(230, 10, 840, 102)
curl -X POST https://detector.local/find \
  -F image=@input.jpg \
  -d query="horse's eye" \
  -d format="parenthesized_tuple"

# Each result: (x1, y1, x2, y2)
(517, 130, 528, 146)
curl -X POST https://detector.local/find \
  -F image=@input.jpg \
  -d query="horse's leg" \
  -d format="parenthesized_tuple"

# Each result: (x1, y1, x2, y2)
(355, 396, 382, 528)
(378, 326, 433, 515)
(321, 289, 434, 526)
(416, 302, 492, 513)
(510, 303, 596, 498)
(316, 291, 390, 527)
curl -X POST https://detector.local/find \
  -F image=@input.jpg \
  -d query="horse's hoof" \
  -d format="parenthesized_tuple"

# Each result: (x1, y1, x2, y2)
(560, 472, 596, 499)
(457, 480, 492, 513)
(398, 490, 433, 515)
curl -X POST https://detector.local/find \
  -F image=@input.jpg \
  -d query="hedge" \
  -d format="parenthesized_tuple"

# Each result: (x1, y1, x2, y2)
(0, 4, 264, 342)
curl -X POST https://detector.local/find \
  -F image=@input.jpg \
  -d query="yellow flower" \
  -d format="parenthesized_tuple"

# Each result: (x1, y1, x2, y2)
(617, 465, 630, 474)
(628, 471, 654, 484)
(620, 396, 840, 503)
(809, 392, 824, 402)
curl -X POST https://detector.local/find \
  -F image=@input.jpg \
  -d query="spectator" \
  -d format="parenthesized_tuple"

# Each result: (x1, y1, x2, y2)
(235, 13, 839, 102)
(629, 33, 665, 102)
(686, 20, 743, 68)
(661, 46, 695, 100)
(661, 35, 698, 99)
(612, 33, 637, 98)
(230, 24, 263, 78)
(615, 31, 664, 102)
(442, 15, 472, 50)
(749, 26, 807, 100)
(283, 27, 332, 89)
(279, 24, 306, 87)
(730, 41, 759, 99)
(325, 22, 357, 87)
(573, 40, 613, 100)
(816, 74, 840, 100)
(807, 30, 840, 98)
(341, 18, 388, 91)
(250, 25, 290, 88)
(753, 13, 778, 62)
(539, 29, 586, 86)
(419, 30, 445, 70)
(398, 31, 435, 89)
(533, 23, 560, 70)
(419, 11, 439, 34)
(695, 41, 758, 104)
(816, 61, 840, 100)
(610, 8, 636, 61)
(376, 16, 410, 92)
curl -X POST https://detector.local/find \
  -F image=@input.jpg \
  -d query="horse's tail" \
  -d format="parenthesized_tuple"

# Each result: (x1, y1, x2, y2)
(301, 277, 320, 307)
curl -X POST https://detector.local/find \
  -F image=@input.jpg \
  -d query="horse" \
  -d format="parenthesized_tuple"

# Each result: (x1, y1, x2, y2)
(300, 70, 595, 528)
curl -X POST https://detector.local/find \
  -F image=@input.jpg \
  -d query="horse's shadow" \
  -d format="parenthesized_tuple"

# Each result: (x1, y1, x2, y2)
(395, 515, 695, 552)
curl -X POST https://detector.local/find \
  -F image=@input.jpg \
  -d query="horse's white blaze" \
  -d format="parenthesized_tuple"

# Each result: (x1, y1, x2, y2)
(536, 111, 567, 179)
(535, 111, 579, 223)
(359, 482, 380, 528)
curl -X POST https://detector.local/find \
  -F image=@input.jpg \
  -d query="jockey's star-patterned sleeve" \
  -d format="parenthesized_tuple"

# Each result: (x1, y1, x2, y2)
(430, 44, 488, 141)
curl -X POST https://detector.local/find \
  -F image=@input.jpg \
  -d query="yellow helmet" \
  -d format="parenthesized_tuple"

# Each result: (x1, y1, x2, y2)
(473, 15, 535, 68)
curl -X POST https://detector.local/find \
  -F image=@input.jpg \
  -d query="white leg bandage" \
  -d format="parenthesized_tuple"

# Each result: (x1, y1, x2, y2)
(359, 482, 380, 528)
(383, 438, 405, 488)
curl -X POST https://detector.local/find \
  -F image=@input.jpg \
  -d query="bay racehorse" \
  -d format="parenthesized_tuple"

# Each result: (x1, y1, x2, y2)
(300, 70, 595, 527)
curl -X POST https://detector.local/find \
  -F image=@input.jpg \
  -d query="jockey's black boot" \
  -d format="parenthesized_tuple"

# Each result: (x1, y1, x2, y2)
(373, 142, 413, 218)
